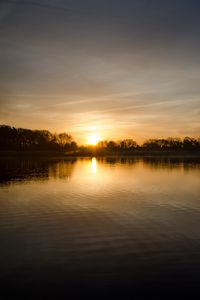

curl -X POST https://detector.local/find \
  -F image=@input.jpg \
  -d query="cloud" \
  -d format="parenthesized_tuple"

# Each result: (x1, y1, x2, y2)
(1, 0, 70, 12)
(0, 0, 200, 142)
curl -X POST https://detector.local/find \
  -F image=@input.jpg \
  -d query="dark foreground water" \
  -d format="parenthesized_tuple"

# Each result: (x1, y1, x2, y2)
(0, 157, 200, 298)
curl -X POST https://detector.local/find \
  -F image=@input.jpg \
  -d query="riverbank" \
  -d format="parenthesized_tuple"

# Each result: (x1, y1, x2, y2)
(0, 150, 200, 159)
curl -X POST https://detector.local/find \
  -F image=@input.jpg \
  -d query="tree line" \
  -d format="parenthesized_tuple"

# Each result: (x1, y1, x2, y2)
(0, 125, 200, 153)
(0, 125, 77, 151)
(80, 138, 200, 155)
(95, 137, 200, 152)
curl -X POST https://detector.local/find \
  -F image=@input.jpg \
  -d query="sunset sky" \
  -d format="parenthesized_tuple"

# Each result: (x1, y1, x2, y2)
(0, 0, 200, 143)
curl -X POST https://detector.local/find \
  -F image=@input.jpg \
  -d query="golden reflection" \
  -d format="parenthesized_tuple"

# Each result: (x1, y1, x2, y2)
(91, 157, 97, 174)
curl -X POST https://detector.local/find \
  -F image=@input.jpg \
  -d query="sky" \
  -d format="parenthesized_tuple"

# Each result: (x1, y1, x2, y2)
(0, 0, 200, 143)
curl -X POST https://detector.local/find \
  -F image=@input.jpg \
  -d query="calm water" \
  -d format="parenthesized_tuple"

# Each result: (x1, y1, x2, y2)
(0, 157, 200, 297)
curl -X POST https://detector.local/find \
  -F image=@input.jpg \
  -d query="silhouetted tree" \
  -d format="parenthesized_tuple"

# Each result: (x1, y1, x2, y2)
(120, 139, 138, 150)
(0, 125, 74, 152)
(1, 125, 200, 154)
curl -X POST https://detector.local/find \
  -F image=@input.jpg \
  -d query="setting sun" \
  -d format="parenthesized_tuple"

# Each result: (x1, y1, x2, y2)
(87, 134, 101, 145)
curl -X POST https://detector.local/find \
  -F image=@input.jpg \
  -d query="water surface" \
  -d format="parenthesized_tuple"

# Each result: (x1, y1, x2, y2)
(0, 157, 200, 297)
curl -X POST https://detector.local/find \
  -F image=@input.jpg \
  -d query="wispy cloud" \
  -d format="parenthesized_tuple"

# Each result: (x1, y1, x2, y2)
(1, 0, 70, 12)
(0, 0, 200, 141)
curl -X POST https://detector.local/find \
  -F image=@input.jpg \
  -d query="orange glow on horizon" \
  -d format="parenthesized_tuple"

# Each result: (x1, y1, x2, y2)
(87, 134, 101, 145)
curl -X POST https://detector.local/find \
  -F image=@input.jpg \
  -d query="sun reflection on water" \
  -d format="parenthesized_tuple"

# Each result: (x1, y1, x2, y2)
(91, 157, 97, 174)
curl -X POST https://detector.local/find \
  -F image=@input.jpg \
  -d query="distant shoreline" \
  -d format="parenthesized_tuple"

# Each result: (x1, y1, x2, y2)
(1, 150, 200, 159)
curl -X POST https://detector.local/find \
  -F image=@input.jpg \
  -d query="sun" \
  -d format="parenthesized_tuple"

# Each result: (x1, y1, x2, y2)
(87, 134, 101, 145)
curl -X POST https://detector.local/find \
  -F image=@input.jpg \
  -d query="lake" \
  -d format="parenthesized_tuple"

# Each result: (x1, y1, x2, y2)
(0, 157, 200, 298)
